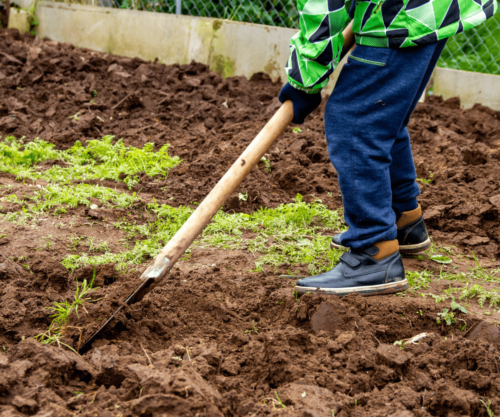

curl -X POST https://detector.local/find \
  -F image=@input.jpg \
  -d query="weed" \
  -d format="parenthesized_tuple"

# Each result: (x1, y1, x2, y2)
(203, 194, 345, 275)
(436, 298, 467, 326)
(469, 252, 500, 283)
(428, 254, 452, 264)
(238, 192, 248, 202)
(454, 283, 500, 309)
(1, 183, 139, 225)
(0, 136, 181, 189)
(40, 235, 53, 250)
(244, 320, 259, 334)
(450, 298, 467, 314)
(417, 171, 433, 184)
(393, 340, 404, 349)
(260, 156, 271, 172)
(62, 195, 346, 274)
(2, 139, 349, 278)
(34, 278, 96, 351)
(426, 293, 450, 304)
(406, 270, 432, 291)
(436, 308, 455, 326)
(480, 399, 494, 417)
(68, 112, 80, 121)
(274, 391, 286, 409)
(292, 127, 302, 134)
(426, 239, 455, 256)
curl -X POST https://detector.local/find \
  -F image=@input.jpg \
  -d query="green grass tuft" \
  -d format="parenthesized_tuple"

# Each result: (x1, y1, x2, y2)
(0, 135, 181, 188)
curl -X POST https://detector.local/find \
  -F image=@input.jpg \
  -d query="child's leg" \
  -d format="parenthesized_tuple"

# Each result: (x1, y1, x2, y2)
(390, 40, 448, 216)
(390, 126, 420, 215)
(325, 40, 447, 250)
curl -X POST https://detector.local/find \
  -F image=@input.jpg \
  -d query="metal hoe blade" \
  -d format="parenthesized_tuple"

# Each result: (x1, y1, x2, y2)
(80, 277, 156, 353)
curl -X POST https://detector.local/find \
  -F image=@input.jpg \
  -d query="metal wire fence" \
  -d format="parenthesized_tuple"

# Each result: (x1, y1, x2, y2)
(100, 0, 499, 75)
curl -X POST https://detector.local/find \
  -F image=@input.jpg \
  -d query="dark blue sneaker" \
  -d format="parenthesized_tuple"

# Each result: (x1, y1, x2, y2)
(331, 206, 431, 255)
(296, 242, 407, 296)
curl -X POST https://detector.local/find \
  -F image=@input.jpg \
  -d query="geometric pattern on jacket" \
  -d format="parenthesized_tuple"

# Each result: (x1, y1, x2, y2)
(286, 0, 498, 92)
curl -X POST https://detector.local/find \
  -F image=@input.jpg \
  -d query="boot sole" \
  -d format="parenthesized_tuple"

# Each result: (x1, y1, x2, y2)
(330, 237, 431, 255)
(295, 279, 409, 296)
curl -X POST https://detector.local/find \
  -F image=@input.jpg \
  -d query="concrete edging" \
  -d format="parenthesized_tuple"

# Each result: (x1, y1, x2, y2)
(7, 9, 31, 34)
(434, 67, 500, 110)
(8, 0, 500, 110)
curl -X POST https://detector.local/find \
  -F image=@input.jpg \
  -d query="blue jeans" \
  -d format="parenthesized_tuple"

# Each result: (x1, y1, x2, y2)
(325, 40, 447, 249)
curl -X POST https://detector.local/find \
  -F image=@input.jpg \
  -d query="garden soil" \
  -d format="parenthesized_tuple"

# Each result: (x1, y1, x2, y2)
(1, 28, 500, 416)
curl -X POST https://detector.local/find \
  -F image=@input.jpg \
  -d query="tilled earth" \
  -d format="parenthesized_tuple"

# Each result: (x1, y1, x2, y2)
(1, 28, 500, 416)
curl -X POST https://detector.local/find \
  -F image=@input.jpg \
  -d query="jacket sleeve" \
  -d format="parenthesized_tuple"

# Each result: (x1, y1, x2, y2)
(286, 0, 352, 93)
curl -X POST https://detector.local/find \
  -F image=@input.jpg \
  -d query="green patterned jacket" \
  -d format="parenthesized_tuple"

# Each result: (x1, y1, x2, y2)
(286, 0, 498, 92)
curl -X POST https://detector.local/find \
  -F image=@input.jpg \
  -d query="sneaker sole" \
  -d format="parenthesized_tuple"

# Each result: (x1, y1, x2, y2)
(295, 279, 409, 296)
(330, 237, 431, 255)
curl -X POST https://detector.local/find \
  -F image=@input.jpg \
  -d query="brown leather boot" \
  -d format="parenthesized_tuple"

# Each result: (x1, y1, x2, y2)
(372, 239, 399, 260)
(396, 205, 422, 228)
(331, 204, 431, 254)
(395, 204, 431, 254)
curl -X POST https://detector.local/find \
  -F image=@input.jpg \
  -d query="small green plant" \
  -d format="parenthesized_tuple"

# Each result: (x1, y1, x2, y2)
(40, 235, 54, 249)
(469, 252, 500, 283)
(450, 298, 467, 314)
(68, 112, 80, 121)
(406, 270, 432, 291)
(436, 308, 455, 326)
(93, 90, 98, 97)
(458, 283, 500, 309)
(417, 171, 433, 184)
(274, 391, 286, 409)
(436, 299, 467, 326)
(34, 278, 97, 351)
(292, 127, 302, 134)
(428, 254, 452, 264)
(238, 192, 248, 202)
(244, 320, 259, 334)
(393, 340, 404, 349)
(260, 156, 271, 172)
(480, 399, 494, 417)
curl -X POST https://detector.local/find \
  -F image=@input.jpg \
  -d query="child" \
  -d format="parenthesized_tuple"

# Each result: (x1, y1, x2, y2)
(279, 0, 497, 295)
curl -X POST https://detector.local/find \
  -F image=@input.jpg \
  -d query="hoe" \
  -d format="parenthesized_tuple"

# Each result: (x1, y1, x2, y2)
(81, 24, 355, 353)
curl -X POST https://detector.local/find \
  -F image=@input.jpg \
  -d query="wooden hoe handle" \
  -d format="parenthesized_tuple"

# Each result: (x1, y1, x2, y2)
(126, 101, 295, 304)
(341, 22, 355, 61)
